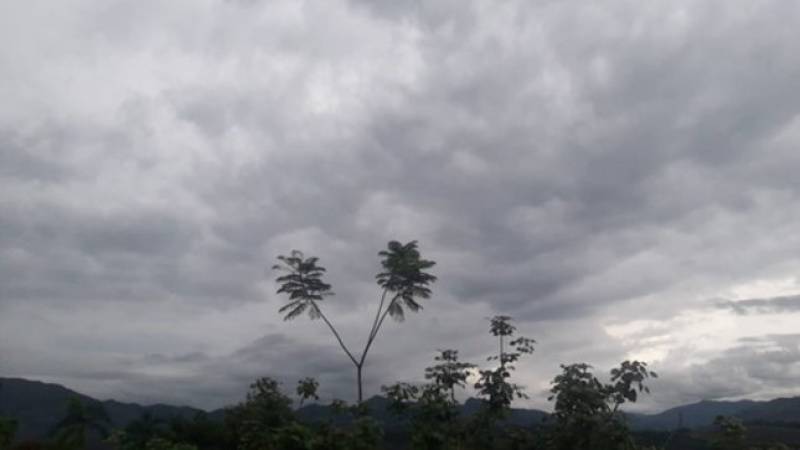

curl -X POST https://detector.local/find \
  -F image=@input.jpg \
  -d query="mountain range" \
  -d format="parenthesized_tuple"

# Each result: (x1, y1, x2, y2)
(2, 376, 800, 442)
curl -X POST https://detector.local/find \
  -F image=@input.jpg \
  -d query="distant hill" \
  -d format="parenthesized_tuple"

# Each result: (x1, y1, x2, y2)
(0, 377, 206, 442)
(3, 376, 800, 443)
(629, 399, 759, 430)
(628, 397, 800, 430)
(739, 397, 800, 424)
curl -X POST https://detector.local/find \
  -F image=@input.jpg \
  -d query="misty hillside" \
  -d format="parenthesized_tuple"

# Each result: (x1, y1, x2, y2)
(627, 398, 800, 430)
(627, 399, 759, 430)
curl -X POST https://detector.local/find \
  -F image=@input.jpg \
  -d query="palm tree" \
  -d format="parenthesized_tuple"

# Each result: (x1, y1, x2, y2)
(51, 397, 110, 449)
(273, 240, 437, 403)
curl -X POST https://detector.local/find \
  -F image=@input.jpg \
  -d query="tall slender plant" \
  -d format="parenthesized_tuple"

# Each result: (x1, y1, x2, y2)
(475, 315, 536, 415)
(273, 240, 437, 403)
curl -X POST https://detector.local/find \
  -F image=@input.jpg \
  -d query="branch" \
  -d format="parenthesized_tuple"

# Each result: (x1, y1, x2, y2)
(611, 398, 621, 416)
(367, 289, 389, 344)
(359, 295, 398, 366)
(312, 302, 358, 366)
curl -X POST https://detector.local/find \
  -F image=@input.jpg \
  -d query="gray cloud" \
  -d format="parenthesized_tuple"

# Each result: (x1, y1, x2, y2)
(647, 334, 800, 409)
(2, 0, 800, 411)
(717, 294, 800, 315)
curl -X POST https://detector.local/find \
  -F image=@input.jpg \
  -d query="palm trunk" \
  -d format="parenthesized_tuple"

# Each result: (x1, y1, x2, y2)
(357, 365, 363, 404)
(500, 335, 505, 369)
(313, 303, 358, 366)
(355, 293, 399, 404)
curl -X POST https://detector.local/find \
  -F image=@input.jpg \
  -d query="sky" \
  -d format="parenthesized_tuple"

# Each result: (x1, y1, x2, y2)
(1, 0, 800, 413)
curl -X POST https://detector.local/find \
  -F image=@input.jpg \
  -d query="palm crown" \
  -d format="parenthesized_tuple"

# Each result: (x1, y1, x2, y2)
(273, 250, 333, 321)
(375, 240, 437, 321)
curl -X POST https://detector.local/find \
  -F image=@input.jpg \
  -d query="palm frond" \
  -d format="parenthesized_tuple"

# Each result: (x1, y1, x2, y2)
(282, 302, 308, 321)
(375, 240, 437, 320)
(274, 251, 333, 321)
(387, 300, 404, 322)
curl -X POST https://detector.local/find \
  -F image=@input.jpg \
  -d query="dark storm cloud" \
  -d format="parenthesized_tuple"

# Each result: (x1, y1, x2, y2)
(2, 0, 800, 410)
(717, 294, 800, 315)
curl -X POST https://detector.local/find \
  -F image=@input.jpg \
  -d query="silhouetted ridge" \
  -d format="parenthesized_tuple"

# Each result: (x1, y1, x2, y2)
(3, 376, 800, 443)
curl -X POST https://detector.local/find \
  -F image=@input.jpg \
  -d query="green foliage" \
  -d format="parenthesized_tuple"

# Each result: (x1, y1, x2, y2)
(9, 442, 55, 450)
(121, 412, 165, 449)
(752, 444, 792, 450)
(475, 316, 535, 417)
(0, 417, 17, 450)
(462, 316, 535, 448)
(51, 397, 110, 450)
(106, 429, 135, 450)
(273, 240, 437, 403)
(375, 240, 437, 321)
(609, 360, 658, 406)
(308, 422, 350, 450)
(221, 376, 386, 450)
(296, 377, 320, 406)
(384, 318, 538, 450)
(409, 386, 461, 450)
(311, 398, 382, 450)
(273, 251, 333, 321)
(473, 367, 527, 417)
(546, 361, 656, 450)
(702, 417, 800, 450)
(488, 315, 516, 338)
(271, 423, 316, 450)
(383, 383, 420, 415)
(108, 431, 200, 450)
(108, 411, 222, 450)
(384, 349, 475, 450)
(549, 363, 608, 422)
(711, 415, 747, 450)
(167, 413, 230, 450)
(329, 398, 350, 415)
(144, 437, 198, 450)
(225, 377, 294, 450)
(425, 349, 475, 403)
(347, 416, 384, 450)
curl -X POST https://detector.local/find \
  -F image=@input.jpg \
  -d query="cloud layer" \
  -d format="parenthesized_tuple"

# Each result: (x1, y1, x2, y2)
(2, 0, 800, 411)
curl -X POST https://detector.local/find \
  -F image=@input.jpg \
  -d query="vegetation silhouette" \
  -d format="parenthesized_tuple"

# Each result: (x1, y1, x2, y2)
(5, 325, 800, 449)
(0, 382, 18, 450)
(4, 241, 800, 449)
(50, 398, 110, 450)
(273, 240, 437, 404)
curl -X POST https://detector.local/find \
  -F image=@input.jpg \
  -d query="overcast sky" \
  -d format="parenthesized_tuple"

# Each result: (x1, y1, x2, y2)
(2, 0, 800, 413)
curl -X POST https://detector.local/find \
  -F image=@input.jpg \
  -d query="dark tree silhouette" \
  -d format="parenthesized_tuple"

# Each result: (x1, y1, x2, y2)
(0, 418, 15, 450)
(51, 397, 110, 450)
(273, 240, 436, 403)
(547, 361, 657, 450)
(296, 377, 319, 406)
(475, 315, 535, 415)
(424, 349, 476, 403)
